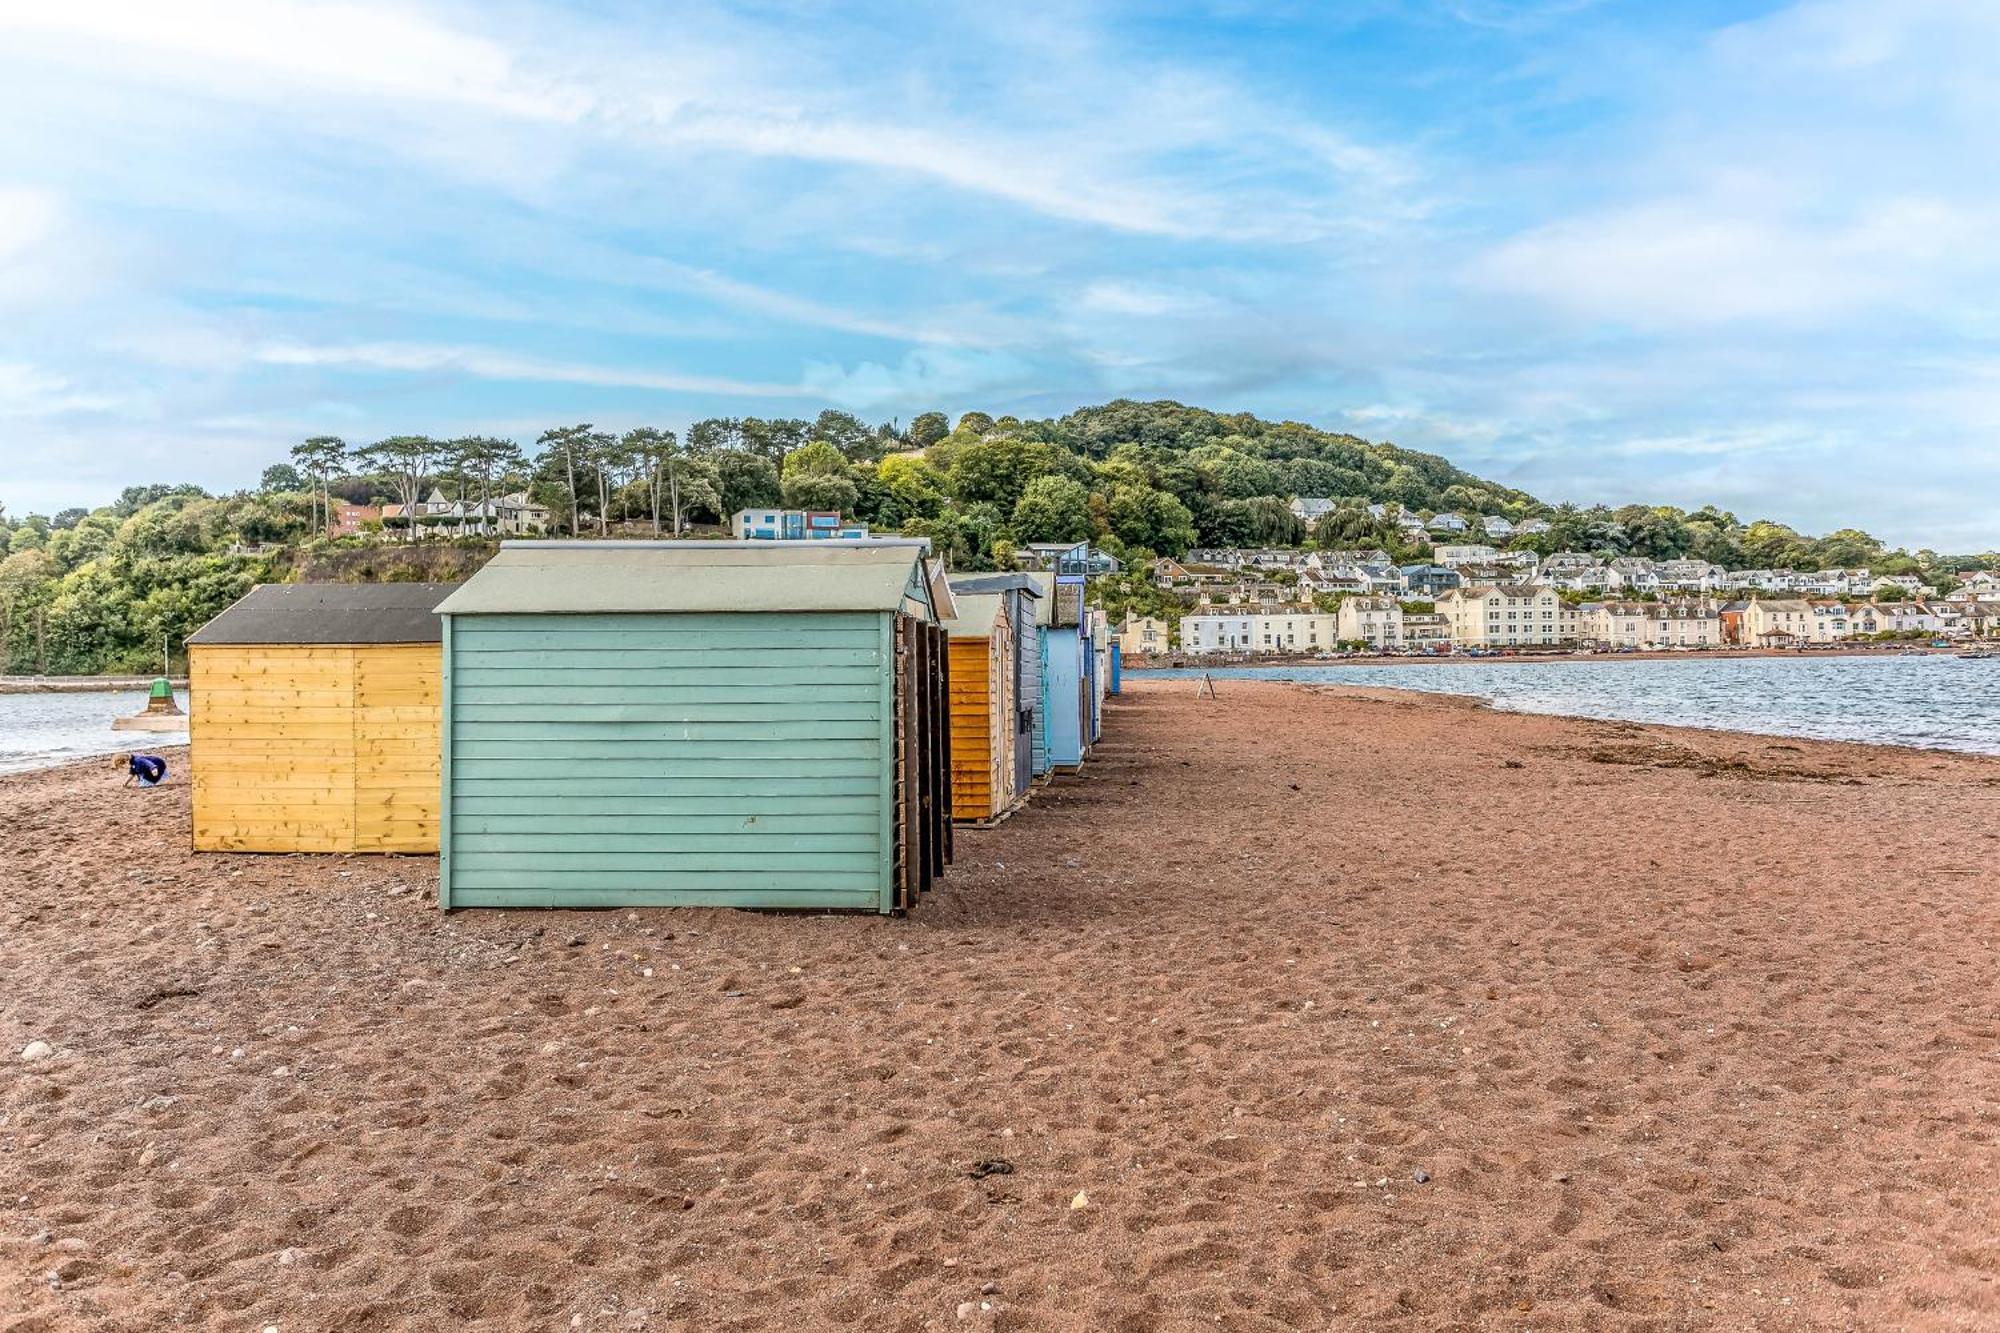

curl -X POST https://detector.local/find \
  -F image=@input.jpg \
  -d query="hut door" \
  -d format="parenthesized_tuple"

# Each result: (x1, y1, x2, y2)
(1011, 600, 1032, 796)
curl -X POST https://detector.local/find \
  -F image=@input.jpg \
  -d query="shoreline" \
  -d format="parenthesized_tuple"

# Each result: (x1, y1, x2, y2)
(0, 675, 190, 694)
(1291, 678, 2000, 761)
(1131, 653, 2000, 760)
(1128, 644, 1957, 669)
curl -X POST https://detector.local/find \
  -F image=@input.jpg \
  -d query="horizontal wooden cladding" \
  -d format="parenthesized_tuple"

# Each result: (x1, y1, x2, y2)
(450, 701, 881, 725)
(462, 804, 884, 824)
(450, 683, 883, 706)
(455, 796, 875, 819)
(452, 716, 877, 741)
(449, 886, 882, 910)
(443, 609, 897, 909)
(458, 780, 876, 800)
(449, 865, 881, 889)
(454, 610, 880, 636)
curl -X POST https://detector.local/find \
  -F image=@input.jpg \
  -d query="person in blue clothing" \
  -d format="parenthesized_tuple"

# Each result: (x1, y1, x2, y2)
(121, 753, 167, 787)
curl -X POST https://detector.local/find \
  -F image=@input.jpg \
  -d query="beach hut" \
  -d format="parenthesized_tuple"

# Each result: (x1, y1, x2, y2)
(949, 573, 1041, 799)
(185, 583, 453, 853)
(942, 574, 1041, 821)
(1037, 573, 1091, 771)
(432, 541, 952, 913)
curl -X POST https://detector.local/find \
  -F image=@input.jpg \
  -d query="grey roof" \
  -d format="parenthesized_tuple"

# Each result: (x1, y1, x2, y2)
(947, 573, 1043, 598)
(187, 583, 456, 645)
(433, 540, 936, 617)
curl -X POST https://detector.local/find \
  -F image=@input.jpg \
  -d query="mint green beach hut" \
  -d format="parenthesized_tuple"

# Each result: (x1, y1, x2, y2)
(433, 540, 953, 913)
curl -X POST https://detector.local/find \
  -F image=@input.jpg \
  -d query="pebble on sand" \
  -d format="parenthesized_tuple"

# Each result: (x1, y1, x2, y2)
(20, 1039, 54, 1062)
(1069, 1191, 1090, 1211)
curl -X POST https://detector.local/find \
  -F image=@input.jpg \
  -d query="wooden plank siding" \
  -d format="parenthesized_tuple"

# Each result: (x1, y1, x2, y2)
(946, 636, 996, 820)
(946, 611, 1016, 822)
(441, 611, 893, 911)
(190, 643, 440, 853)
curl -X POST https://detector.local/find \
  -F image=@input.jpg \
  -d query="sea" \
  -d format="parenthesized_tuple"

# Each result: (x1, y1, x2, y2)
(2, 657, 1996, 774)
(0, 689, 190, 775)
(1145, 654, 2000, 757)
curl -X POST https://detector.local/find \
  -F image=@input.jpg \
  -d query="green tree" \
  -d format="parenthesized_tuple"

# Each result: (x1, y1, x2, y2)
(534, 425, 595, 536)
(1011, 475, 1092, 544)
(907, 411, 950, 450)
(712, 452, 781, 516)
(289, 436, 349, 535)
(352, 436, 439, 543)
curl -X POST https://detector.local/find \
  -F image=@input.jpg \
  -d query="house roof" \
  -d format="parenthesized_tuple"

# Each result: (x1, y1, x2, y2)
(434, 540, 937, 617)
(948, 573, 1043, 598)
(187, 582, 457, 645)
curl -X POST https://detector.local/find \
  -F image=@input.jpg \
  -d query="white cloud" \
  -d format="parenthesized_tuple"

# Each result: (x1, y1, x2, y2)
(1472, 197, 1995, 327)
(800, 346, 1038, 411)
(0, 0, 581, 120)
(0, 185, 60, 262)
(1076, 281, 1213, 317)
(0, 361, 118, 416)
(252, 340, 812, 398)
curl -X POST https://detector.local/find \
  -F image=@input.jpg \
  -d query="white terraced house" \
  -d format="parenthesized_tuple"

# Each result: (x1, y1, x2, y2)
(1436, 584, 1574, 647)
(1179, 611, 1339, 655)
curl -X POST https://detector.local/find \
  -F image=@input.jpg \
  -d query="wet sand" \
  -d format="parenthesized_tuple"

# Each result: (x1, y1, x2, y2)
(2, 679, 1997, 1331)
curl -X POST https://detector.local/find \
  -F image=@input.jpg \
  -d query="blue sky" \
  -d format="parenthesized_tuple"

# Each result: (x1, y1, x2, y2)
(2, 0, 1996, 548)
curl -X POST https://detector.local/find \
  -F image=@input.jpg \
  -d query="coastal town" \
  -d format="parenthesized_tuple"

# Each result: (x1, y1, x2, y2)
(1089, 501, 2000, 660)
(235, 494, 2000, 666)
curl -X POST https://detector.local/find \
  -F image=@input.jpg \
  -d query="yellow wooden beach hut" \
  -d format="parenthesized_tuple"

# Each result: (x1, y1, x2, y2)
(942, 583, 1019, 822)
(185, 583, 454, 853)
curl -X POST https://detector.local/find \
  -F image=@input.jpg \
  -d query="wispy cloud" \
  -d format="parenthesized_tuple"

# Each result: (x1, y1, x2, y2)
(252, 340, 811, 398)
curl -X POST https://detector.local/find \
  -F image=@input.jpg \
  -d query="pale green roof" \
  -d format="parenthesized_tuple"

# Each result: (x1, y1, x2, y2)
(941, 591, 1006, 638)
(436, 541, 937, 618)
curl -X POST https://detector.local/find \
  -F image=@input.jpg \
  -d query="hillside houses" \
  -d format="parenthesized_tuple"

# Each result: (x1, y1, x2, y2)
(383, 488, 550, 536)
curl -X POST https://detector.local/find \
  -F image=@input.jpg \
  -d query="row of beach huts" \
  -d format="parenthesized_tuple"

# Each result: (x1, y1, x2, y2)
(181, 541, 1118, 913)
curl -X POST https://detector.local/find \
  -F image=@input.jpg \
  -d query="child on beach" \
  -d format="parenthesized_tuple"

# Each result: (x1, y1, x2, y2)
(121, 753, 167, 787)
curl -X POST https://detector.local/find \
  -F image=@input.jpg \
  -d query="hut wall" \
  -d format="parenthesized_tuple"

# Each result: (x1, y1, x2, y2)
(353, 645, 444, 850)
(1003, 591, 1033, 797)
(441, 610, 894, 911)
(1017, 602, 1044, 781)
(191, 643, 440, 852)
(1042, 626, 1086, 769)
(946, 632, 1000, 820)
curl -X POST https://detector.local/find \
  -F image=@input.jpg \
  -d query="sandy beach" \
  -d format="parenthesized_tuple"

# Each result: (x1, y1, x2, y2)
(3, 678, 1997, 1331)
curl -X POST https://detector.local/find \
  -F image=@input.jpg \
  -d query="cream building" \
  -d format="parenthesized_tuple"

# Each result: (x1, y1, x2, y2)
(1335, 596, 1404, 649)
(1436, 585, 1574, 648)
(1583, 601, 1722, 648)
(1116, 615, 1171, 657)
(1741, 597, 1860, 644)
